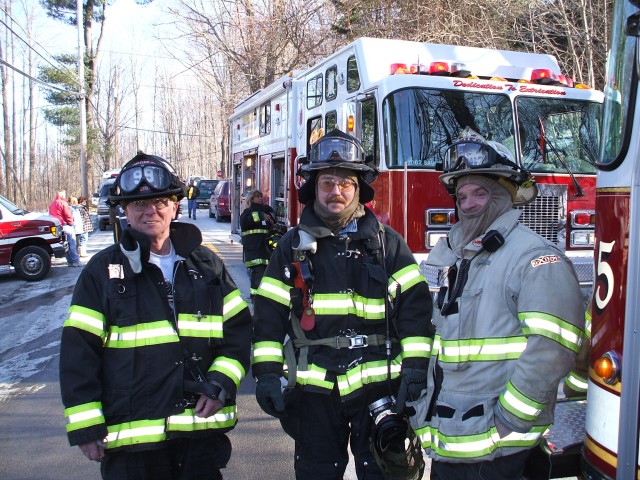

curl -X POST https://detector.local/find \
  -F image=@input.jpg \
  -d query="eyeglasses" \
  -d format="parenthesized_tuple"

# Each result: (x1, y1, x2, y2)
(126, 197, 172, 211)
(118, 165, 172, 193)
(317, 178, 358, 193)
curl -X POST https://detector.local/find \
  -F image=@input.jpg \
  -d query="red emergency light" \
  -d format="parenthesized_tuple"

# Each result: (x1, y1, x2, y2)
(390, 63, 409, 75)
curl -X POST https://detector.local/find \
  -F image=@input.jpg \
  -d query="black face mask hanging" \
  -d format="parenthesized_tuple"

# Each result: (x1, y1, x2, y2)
(439, 230, 505, 316)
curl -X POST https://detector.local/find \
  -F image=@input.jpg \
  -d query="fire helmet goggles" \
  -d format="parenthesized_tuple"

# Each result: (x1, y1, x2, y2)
(109, 153, 186, 205)
(297, 129, 378, 204)
(439, 129, 537, 206)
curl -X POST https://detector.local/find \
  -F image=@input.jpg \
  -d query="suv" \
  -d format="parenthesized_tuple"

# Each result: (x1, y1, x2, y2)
(209, 180, 231, 222)
(0, 194, 67, 281)
(196, 179, 219, 209)
(96, 178, 116, 231)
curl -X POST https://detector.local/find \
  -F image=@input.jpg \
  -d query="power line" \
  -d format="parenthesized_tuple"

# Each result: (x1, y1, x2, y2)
(0, 59, 79, 96)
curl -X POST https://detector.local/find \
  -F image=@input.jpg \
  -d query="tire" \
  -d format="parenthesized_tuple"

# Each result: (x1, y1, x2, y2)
(215, 210, 223, 223)
(209, 208, 214, 218)
(14, 245, 51, 281)
(99, 221, 107, 231)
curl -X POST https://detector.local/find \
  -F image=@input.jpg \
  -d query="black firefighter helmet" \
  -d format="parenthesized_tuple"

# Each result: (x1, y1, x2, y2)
(297, 129, 378, 204)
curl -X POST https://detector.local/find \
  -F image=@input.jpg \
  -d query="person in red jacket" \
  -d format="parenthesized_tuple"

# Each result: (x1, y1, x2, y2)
(48, 189, 81, 267)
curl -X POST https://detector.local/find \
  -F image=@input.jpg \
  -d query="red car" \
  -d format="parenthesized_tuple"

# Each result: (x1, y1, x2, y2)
(209, 180, 231, 222)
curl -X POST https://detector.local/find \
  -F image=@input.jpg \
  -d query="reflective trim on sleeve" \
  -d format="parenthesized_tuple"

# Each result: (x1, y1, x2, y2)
(223, 290, 249, 319)
(208, 357, 246, 387)
(499, 380, 546, 421)
(519, 311, 582, 352)
(245, 258, 269, 267)
(401, 336, 433, 359)
(105, 321, 179, 349)
(65, 305, 106, 340)
(64, 401, 105, 432)
(388, 264, 426, 297)
(256, 276, 291, 306)
(252, 341, 284, 365)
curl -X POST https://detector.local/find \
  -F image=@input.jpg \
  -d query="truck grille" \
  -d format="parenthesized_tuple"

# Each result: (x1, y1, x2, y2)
(516, 184, 567, 245)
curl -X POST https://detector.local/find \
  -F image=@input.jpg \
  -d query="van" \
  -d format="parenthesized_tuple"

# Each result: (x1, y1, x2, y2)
(96, 178, 117, 231)
(196, 179, 219, 209)
(209, 180, 231, 222)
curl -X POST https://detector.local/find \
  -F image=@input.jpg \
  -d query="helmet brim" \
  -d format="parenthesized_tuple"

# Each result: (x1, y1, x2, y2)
(440, 168, 538, 206)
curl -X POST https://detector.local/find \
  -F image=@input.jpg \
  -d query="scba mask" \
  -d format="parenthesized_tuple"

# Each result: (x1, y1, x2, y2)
(118, 165, 173, 193)
(369, 396, 425, 480)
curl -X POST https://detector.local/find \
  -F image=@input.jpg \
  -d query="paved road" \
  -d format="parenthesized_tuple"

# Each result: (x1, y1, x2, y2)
(0, 213, 304, 480)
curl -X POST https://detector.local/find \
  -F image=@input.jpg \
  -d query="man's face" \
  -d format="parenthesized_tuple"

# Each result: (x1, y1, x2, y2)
(125, 197, 177, 243)
(457, 183, 490, 214)
(316, 174, 357, 213)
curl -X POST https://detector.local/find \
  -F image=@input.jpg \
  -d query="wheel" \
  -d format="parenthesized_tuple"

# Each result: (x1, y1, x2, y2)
(209, 208, 214, 218)
(99, 221, 107, 231)
(215, 210, 223, 222)
(14, 245, 51, 281)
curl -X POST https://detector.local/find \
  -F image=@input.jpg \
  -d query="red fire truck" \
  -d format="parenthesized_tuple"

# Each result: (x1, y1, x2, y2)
(582, 0, 640, 478)
(229, 37, 602, 286)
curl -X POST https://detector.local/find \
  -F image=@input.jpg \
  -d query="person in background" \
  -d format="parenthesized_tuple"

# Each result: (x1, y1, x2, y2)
(69, 197, 85, 258)
(412, 128, 585, 479)
(239, 190, 275, 300)
(76, 196, 94, 257)
(49, 189, 81, 267)
(186, 179, 200, 220)
(59, 152, 253, 480)
(251, 129, 433, 479)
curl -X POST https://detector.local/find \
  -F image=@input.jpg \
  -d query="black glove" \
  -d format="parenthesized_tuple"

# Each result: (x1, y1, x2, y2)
(394, 368, 428, 414)
(255, 373, 286, 418)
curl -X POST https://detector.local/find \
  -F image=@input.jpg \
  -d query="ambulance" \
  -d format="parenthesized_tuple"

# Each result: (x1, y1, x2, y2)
(228, 37, 603, 287)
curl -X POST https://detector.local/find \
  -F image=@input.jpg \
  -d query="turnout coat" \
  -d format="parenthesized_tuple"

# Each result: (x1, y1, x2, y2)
(60, 222, 252, 452)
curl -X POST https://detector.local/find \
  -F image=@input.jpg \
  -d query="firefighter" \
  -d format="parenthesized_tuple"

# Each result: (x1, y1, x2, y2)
(251, 129, 434, 480)
(409, 128, 585, 479)
(59, 152, 253, 479)
(239, 190, 275, 299)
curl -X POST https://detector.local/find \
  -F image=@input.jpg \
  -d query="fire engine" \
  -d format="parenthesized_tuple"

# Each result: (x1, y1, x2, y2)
(228, 37, 602, 287)
(582, 0, 640, 478)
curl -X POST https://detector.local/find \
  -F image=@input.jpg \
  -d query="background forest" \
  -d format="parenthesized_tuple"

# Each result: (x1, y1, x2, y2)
(0, 0, 612, 210)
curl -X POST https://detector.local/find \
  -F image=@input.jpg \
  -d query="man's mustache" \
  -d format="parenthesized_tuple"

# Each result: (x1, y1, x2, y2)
(326, 195, 347, 204)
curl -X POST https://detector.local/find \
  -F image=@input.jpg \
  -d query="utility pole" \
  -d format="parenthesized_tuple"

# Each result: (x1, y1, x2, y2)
(77, 0, 88, 197)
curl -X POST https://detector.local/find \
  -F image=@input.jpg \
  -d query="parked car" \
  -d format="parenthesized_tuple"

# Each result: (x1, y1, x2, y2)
(96, 178, 117, 231)
(0, 194, 67, 281)
(196, 179, 219, 209)
(209, 180, 231, 222)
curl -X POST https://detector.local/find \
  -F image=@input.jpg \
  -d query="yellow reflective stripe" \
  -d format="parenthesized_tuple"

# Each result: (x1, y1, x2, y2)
(242, 228, 269, 236)
(296, 364, 334, 389)
(167, 405, 237, 431)
(388, 264, 426, 297)
(520, 311, 582, 352)
(177, 313, 223, 338)
(565, 372, 588, 392)
(435, 335, 527, 363)
(311, 293, 385, 320)
(223, 290, 248, 319)
(336, 356, 402, 396)
(245, 258, 268, 267)
(105, 419, 166, 449)
(65, 305, 106, 339)
(105, 321, 179, 348)
(64, 401, 104, 432)
(499, 381, 546, 421)
(209, 357, 246, 387)
(416, 424, 546, 458)
(401, 336, 433, 359)
(256, 276, 291, 306)
(584, 309, 592, 340)
(252, 341, 284, 365)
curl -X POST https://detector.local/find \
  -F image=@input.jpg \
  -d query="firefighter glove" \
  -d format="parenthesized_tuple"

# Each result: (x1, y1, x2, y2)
(255, 373, 286, 418)
(394, 368, 428, 415)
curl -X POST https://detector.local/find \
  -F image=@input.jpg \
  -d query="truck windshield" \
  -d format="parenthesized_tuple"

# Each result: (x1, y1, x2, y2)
(516, 97, 600, 174)
(0, 194, 26, 215)
(382, 88, 600, 174)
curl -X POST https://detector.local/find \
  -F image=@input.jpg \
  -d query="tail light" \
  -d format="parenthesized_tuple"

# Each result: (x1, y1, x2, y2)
(594, 351, 620, 385)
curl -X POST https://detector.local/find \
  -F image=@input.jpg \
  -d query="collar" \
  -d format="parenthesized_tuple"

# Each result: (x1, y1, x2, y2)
(297, 204, 378, 240)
